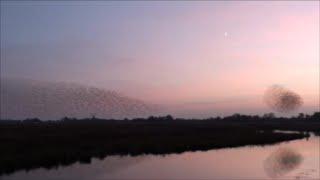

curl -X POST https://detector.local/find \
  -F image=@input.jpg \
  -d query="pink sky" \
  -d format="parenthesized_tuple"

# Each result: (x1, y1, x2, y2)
(1, 1, 319, 117)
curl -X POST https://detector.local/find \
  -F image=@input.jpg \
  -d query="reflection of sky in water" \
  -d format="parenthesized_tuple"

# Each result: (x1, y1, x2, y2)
(2, 136, 319, 180)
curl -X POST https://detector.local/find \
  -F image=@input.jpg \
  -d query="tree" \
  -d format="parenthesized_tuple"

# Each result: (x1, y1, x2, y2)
(165, 115, 174, 121)
(298, 113, 305, 119)
(311, 112, 320, 120)
(263, 113, 275, 119)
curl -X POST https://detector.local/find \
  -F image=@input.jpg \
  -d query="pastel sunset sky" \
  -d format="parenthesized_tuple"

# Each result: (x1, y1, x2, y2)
(1, 1, 319, 117)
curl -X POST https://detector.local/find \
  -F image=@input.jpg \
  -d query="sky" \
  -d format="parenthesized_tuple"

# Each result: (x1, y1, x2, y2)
(1, 1, 319, 117)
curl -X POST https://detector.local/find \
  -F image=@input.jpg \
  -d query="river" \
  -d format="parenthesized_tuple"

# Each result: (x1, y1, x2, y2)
(1, 135, 319, 180)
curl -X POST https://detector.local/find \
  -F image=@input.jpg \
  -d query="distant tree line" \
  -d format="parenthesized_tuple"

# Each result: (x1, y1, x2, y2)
(16, 112, 320, 123)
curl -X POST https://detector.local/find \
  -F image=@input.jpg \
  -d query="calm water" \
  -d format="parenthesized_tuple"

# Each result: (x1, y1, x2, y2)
(2, 136, 319, 180)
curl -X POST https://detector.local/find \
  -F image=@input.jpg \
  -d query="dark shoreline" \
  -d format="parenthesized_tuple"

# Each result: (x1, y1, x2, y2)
(0, 112, 319, 176)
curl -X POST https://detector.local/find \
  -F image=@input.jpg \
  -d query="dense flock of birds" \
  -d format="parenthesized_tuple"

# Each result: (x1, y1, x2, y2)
(264, 85, 303, 113)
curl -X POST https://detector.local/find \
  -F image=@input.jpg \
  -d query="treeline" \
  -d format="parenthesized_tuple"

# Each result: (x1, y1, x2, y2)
(3, 111, 319, 123)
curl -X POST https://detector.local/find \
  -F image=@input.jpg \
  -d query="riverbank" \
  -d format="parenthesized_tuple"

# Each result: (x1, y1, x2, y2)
(0, 114, 319, 175)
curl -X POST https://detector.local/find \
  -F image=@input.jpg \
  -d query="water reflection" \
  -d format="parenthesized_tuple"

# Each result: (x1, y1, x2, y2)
(264, 147, 303, 178)
(2, 136, 319, 180)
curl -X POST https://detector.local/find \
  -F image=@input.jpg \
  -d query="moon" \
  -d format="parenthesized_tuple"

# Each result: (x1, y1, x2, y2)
(224, 32, 228, 37)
